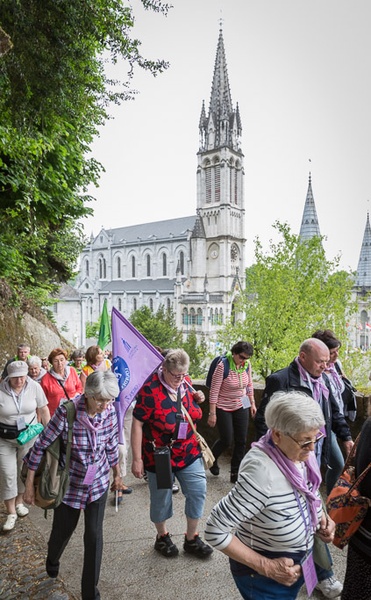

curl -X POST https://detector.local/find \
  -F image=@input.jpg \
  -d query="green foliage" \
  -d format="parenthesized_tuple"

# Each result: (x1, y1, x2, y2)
(341, 347, 371, 395)
(130, 305, 182, 350)
(86, 320, 100, 340)
(220, 222, 356, 379)
(0, 0, 169, 306)
(183, 329, 208, 378)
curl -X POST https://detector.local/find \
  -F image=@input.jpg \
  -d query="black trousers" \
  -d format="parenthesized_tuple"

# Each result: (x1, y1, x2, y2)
(211, 407, 249, 473)
(47, 489, 108, 600)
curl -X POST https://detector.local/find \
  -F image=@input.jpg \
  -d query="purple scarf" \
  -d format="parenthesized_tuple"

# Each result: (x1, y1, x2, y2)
(295, 357, 329, 403)
(252, 431, 322, 530)
(326, 363, 345, 395)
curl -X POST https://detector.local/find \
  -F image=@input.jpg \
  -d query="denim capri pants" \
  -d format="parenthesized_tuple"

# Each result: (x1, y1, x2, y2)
(146, 457, 206, 524)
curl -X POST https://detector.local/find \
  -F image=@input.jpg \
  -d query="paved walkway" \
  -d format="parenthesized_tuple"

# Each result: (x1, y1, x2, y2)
(0, 455, 347, 599)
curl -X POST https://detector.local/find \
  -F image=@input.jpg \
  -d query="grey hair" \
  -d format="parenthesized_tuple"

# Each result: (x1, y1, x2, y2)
(265, 391, 325, 436)
(85, 371, 119, 400)
(163, 349, 189, 373)
(27, 355, 42, 368)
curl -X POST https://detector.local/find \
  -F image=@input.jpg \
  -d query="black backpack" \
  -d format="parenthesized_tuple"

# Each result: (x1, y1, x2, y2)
(205, 355, 230, 388)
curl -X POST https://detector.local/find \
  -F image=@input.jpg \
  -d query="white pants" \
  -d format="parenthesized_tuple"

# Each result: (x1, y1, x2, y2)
(0, 437, 34, 501)
(118, 403, 134, 479)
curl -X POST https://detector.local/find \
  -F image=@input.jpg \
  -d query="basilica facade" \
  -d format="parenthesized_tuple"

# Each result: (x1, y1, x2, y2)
(61, 29, 246, 349)
(54, 29, 371, 352)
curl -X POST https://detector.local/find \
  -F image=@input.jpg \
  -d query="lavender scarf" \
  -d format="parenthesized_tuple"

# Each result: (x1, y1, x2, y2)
(295, 357, 329, 403)
(252, 431, 322, 530)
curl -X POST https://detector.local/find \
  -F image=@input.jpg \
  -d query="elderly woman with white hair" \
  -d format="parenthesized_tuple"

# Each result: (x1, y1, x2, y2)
(205, 392, 336, 600)
(23, 371, 123, 600)
(132, 348, 212, 559)
(27, 355, 47, 383)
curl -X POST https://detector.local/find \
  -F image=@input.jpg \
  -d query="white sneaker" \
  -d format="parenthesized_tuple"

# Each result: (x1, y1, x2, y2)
(3, 514, 17, 531)
(15, 503, 29, 517)
(316, 576, 343, 598)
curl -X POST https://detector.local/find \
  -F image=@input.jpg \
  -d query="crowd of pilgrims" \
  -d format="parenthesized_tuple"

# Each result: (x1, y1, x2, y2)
(0, 335, 369, 600)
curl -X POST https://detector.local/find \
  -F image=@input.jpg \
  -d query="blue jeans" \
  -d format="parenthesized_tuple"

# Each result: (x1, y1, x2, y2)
(325, 431, 344, 494)
(233, 572, 304, 599)
(146, 457, 206, 523)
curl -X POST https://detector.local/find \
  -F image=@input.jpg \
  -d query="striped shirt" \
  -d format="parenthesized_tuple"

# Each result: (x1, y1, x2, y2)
(205, 447, 322, 554)
(24, 396, 119, 509)
(209, 360, 253, 411)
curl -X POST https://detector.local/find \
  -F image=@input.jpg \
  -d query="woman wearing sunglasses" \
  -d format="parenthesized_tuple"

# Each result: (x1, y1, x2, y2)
(206, 391, 336, 600)
(207, 341, 255, 483)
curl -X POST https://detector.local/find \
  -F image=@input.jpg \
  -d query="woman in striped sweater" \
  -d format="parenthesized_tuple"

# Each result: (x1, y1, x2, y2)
(208, 341, 255, 483)
(205, 391, 336, 600)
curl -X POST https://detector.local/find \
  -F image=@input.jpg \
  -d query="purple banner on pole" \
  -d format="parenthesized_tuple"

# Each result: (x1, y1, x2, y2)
(111, 307, 163, 441)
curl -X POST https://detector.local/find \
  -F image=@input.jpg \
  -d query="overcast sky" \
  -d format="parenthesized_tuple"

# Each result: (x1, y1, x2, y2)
(83, 0, 371, 272)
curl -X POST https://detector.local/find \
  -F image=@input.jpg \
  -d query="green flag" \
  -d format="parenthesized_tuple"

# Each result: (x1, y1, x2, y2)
(97, 299, 111, 350)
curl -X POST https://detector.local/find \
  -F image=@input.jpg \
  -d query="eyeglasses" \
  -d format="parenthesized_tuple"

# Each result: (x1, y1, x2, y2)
(167, 370, 187, 381)
(94, 398, 114, 406)
(287, 432, 325, 449)
(239, 354, 249, 361)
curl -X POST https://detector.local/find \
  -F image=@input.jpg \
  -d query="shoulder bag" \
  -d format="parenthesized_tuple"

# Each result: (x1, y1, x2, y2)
(181, 404, 215, 470)
(326, 435, 371, 549)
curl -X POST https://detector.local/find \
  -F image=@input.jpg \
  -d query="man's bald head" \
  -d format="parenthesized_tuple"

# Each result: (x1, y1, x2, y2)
(298, 338, 329, 377)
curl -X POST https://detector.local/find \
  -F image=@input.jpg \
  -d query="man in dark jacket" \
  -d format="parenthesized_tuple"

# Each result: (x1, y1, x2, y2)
(255, 338, 353, 599)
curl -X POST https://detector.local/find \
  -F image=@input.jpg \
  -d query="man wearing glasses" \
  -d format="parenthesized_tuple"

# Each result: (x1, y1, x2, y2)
(255, 337, 353, 599)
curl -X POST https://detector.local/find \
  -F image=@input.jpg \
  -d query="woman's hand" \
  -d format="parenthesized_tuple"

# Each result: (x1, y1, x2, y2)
(132, 458, 144, 479)
(23, 471, 36, 506)
(193, 390, 205, 404)
(110, 464, 123, 491)
(249, 400, 257, 418)
(110, 476, 123, 492)
(207, 414, 217, 428)
(316, 514, 336, 543)
(263, 556, 302, 587)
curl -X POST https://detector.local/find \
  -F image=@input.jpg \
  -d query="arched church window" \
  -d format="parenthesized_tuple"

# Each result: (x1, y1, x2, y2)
(197, 308, 203, 325)
(179, 251, 185, 275)
(146, 254, 151, 277)
(85, 259, 89, 277)
(118, 298, 122, 311)
(131, 256, 136, 278)
(166, 298, 171, 311)
(219, 309, 224, 325)
(182, 308, 188, 325)
(133, 298, 137, 311)
(209, 308, 214, 325)
(162, 253, 167, 276)
(205, 160, 211, 203)
(190, 308, 196, 325)
(116, 256, 121, 279)
(214, 157, 220, 203)
(149, 298, 154, 311)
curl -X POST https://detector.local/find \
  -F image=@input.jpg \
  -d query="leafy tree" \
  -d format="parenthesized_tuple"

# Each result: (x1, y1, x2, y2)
(130, 305, 182, 350)
(0, 0, 169, 305)
(183, 329, 208, 378)
(220, 222, 356, 379)
(86, 320, 100, 341)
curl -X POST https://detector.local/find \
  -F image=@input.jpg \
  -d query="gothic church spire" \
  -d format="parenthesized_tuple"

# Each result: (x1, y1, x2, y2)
(299, 172, 321, 241)
(355, 212, 371, 290)
(199, 27, 241, 152)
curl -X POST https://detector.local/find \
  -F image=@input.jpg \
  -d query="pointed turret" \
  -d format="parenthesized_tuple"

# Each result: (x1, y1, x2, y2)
(199, 27, 241, 152)
(299, 173, 321, 241)
(355, 212, 371, 290)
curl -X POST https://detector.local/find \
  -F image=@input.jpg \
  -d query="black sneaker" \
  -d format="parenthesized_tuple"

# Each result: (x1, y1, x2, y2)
(183, 534, 213, 558)
(46, 557, 59, 578)
(209, 461, 220, 476)
(154, 533, 179, 557)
